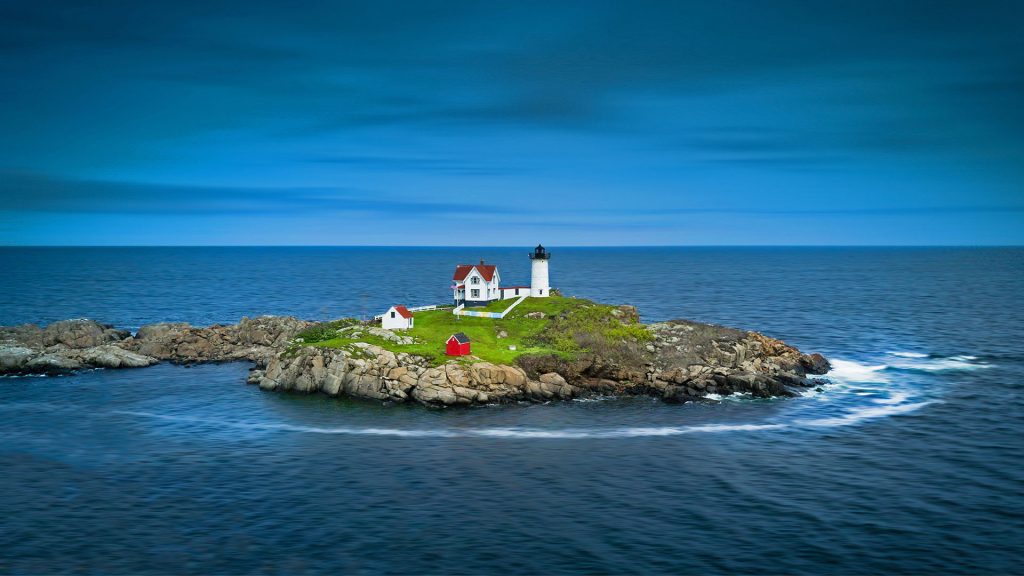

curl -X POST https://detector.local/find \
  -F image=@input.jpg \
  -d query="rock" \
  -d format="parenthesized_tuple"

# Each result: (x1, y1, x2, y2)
(802, 353, 831, 374)
(236, 316, 312, 347)
(247, 368, 265, 385)
(725, 372, 758, 390)
(26, 353, 84, 374)
(42, 319, 128, 349)
(0, 346, 36, 372)
(0, 324, 44, 348)
(469, 362, 504, 386)
(412, 384, 459, 406)
(500, 365, 526, 387)
(128, 316, 313, 363)
(524, 311, 546, 319)
(135, 322, 191, 341)
(539, 372, 568, 387)
(663, 385, 696, 404)
(81, 345, 158, 369)
(611, 305, 640, 322)
(337, 325, 414, 345)
(445, 364, 471, 387)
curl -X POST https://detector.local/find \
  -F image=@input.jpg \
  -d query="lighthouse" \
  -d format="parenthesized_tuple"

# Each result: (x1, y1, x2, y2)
(529, 244, 551, 297)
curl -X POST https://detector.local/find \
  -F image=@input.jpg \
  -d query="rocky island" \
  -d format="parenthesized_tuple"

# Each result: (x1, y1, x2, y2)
(0, 296, 830, 406)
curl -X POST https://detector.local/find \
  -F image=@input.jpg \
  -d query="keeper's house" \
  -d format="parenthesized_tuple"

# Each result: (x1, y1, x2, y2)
(452, 260, 502, 307)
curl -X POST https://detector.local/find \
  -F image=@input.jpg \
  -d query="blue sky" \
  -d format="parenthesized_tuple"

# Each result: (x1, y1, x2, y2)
(1, 0, 1022, 245)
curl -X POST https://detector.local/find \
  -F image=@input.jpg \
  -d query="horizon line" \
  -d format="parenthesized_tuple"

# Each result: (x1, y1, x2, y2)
(3, 244, 1023, 249)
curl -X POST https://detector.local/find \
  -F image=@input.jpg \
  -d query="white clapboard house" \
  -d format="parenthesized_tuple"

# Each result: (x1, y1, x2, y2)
(452, 260, 501, 307)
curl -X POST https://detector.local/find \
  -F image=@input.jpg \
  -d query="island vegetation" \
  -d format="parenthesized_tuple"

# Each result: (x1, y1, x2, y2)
(291, 294, 654, 366)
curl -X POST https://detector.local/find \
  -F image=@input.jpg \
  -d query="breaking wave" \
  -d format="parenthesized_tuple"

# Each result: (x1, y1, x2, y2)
(887, 353, 990, 373)
(795, 400, 937, 428)
(826, 358, 891, 383)
(821, 352, 990, 385)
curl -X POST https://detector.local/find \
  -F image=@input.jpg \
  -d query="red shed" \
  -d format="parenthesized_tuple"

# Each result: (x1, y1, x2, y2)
(446, 332, 471, 356)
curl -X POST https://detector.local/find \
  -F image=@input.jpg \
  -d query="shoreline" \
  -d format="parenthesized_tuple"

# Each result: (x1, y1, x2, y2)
(1, 305, 830, 407)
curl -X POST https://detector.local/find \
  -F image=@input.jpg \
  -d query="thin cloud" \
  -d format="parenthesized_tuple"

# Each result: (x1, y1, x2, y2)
(305, 155, 511, 176)
(0, 172, 511, 217)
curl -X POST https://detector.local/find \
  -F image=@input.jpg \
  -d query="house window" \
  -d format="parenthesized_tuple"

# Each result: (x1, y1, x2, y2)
(390, 311, 395, 318)
(515, 288, 519, 295)
(471, 277, 479, 284)
(471, 289, 480, 298)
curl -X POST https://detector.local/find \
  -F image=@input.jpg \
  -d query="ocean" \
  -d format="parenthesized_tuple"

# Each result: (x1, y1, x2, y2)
(1, 247, 1022, 574)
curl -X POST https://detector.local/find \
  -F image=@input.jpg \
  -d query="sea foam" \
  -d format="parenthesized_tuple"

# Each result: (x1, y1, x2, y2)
(797, 400, 936, 428)
(824, 358, 891, 383)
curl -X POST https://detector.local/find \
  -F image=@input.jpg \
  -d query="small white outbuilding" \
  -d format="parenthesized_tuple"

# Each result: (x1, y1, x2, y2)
(381, 305, 414, 330)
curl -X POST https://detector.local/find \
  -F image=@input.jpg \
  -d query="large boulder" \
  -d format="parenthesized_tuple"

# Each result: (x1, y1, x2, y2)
(0, 346, 36, 372)
(801, 353, 831, 375)
(42, 320, 128, 349)
(81, 345, 158, 369)
(26, 353, 84, 374)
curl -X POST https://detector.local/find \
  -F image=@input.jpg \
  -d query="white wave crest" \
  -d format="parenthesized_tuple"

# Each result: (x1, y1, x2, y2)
(797, 400, 936, 428)
(571, 396, 617, 403)
(872, 391, 909, 405)
(889, 356, 989, 372)
(112, 410, 791, 439)
(472, 423, 788, 438)
(112, 410, 462, 437)
(825, 359, 891, 383)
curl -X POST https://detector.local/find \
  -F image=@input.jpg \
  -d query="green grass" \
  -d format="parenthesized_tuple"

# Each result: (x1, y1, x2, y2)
(296, 295, 653, 366)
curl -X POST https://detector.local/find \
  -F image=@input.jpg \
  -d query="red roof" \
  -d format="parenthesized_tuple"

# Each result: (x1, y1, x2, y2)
(393, 305, 413, 319)
(502, 285, 529, 289)
(452, 263, 496, 282)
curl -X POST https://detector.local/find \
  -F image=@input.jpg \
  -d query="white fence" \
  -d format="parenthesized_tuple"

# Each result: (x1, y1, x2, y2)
(453, 294, 528, 319)
(373, 304, 448, 320)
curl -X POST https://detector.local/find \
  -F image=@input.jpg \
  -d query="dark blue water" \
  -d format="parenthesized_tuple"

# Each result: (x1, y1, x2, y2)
(2, 247, 1022, 574)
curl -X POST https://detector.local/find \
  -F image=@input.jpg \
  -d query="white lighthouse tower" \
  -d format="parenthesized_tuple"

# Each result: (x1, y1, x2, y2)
(529, 244, 551, 297)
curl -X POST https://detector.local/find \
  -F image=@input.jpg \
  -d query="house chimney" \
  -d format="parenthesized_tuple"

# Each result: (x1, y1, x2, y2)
(480, 259, 485, 265)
